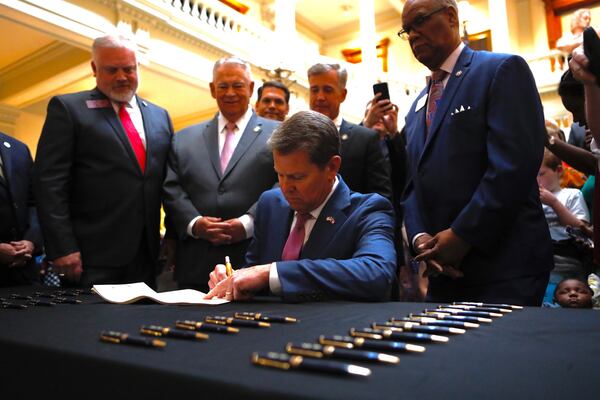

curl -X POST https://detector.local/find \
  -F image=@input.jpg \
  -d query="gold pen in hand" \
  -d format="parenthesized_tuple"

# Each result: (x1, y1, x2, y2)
(225, 256, 233, 277)
(100, 331, 166, 348)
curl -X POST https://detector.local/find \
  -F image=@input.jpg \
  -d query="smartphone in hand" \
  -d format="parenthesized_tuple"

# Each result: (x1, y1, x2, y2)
(373, 82, 390, 101)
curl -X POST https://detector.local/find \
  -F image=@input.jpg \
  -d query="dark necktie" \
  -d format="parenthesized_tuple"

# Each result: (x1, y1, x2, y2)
(426, 70, 448, 133)
(281, 212, 313, 261)
(118, 102, 146, 172)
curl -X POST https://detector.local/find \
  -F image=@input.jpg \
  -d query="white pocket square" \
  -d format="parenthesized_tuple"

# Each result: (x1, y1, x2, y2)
(450, 105, 471, 116)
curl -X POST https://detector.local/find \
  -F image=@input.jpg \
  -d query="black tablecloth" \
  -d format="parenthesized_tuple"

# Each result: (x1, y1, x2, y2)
(1, 286, 598, 399)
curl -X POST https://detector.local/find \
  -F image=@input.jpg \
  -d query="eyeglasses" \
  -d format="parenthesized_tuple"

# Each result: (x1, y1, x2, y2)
(397, 6, 448, 40)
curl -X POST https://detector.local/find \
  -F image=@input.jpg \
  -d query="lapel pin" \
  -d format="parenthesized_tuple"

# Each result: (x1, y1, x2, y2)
(253, 126, 261, 133)
(341, 134, 348, 141)
(142, 100, 148, 107)
(3, 141, 10, 148)
(326, 216, 335, 224)
(455, 70, 462, 77)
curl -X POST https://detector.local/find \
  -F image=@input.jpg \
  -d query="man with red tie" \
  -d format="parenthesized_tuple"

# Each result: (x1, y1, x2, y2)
(205, 111, 397, 302)
(33, 34, 174, 287)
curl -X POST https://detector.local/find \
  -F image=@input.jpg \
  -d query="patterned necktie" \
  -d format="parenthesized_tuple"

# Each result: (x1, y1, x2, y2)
(220, 122, 237, 173)
(426, 70, 448, 132)
(118, 103, 146, 172)
(281, 212, 313, 261)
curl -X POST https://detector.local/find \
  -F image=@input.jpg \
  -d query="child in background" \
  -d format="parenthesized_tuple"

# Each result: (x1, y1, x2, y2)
(552, 278, 593, 308)
(538, 150, 591, 303)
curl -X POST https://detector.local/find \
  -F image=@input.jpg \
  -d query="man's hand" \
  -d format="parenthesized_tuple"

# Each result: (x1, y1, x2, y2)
(222, 218, 247, 244)
(0, 243, 18, 264)
(414, 229, 470, 279)
(192, 216, 232, 245)
(52, 251, 83, 283)
(363, 93, 393, 130)
(8, 240, 34, 267)
(207, 263, 228, 290)
(382, 104, 399, 137)
(204, 264, 270, 301)
(570, 46, 597, 86)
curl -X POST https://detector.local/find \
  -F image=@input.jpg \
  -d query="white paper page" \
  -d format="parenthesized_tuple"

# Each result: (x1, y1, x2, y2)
(92, 282, 229, 305)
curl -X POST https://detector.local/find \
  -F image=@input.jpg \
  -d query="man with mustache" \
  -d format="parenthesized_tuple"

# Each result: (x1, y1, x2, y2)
(34, 34, 174, 287)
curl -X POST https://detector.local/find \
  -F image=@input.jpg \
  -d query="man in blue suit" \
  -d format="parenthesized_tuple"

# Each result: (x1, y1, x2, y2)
(0, 132, 42, 286)
(401, 0, 553, 305)
(205, 111, 397, 302)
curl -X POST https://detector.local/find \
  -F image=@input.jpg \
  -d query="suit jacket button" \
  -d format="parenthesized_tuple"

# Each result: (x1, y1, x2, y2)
(218, 187, 225, 194)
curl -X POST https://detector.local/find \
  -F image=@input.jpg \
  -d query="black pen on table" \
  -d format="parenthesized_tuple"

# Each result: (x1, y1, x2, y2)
(100, 331, 166, 348)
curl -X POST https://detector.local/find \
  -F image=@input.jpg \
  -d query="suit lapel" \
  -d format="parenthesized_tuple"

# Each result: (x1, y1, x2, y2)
(222, 112, 263, 179)
(92, 88, 143, 176)
(420, 47, 474, 164)
(301, 178, 351, 259)
(202, 115, 222, 179)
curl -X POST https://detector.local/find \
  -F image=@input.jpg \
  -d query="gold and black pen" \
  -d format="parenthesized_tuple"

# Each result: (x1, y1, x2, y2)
(319, 335, 426, 353)
(53, 297, 82, 304)
(176, 320, 239, 334)
(419, 311, 492, 323)
(454, 301, 524, 310)
(225, 256, 233, 277)
(433, 307, 503, 318)
(251, 352, 371, 377)
(373, 321, 466, 335)
(350, 327, 449, 343)
(1, 302, 28, 309)
(395, 316, 480, 329)
(100, 331, 166, 348)
(447, 304, 512, 313)
(234, 312, 298, 323)
(286, 342, 399, 364)
(140, 325, 208, 341)
(205, 315, 270, 328)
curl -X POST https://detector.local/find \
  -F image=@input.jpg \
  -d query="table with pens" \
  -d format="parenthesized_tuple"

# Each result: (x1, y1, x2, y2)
(0, 286, 598, 399)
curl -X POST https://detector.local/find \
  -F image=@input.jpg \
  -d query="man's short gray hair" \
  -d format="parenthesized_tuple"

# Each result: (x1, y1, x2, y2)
(307, 63, 348, 89)
(213, 56, 253, 80)
(92, 34, 138, 60)
(269, 110, 340, 168)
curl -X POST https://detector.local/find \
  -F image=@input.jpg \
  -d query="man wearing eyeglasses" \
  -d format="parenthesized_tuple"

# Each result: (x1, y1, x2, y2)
(400, 0, 553, 305)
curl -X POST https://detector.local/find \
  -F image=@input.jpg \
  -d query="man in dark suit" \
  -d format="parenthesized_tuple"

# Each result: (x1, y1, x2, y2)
(163, 57, 279, 291)
(0, 132, 42, 286)
(33, 35, 174, 287)
(401, 0, 553, 305)
(255, 80, 290, 121)
(205, 111, 397, 302)
(307, 63, 392, 200)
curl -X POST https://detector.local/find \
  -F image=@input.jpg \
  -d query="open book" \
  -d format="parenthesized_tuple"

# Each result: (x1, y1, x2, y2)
(92, 282, 229, 305)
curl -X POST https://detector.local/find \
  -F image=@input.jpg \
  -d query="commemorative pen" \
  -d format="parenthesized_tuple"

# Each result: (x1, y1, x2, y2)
(53, 297, 82, 304)
(1, 302, 28, 309)
(419, 312, 492, 323)
(251, 352, 371, 377)
(225, 256, 233, 277)
(28, 299, 55, 307)
(10, 294, 33, 300)
(372, 321, 465, 335)
(234, 312, 298, 323)
(319, 335, 426, 353)
(140, 325, 209, 341)
(433, 307, 503, 318)
(286, 342, 399, 364)
(350, 327, 449, 343)
(455, 301, 524, 310)
(446, 304, 512, 313)
(100, 331, 166, 348)
(395, 316, 480, 329)
(175, 320, 239, 333)
(205, 315, 270, 328)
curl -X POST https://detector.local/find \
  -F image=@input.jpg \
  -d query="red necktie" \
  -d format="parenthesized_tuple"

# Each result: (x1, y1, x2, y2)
(220, 122, 237, 173)
(593, 166, 600, 265)
(426, 70, 448, 132)
(118, 103, 146, 172)
(281, 212, 312, 261)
